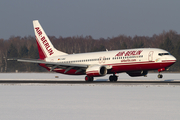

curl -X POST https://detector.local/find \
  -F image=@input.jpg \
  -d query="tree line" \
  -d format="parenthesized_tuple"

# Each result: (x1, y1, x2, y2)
(0, 30, 180, 72)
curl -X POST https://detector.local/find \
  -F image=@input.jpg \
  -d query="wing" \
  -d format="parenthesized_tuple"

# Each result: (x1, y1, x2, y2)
(8, 58, 112, 74)
(8, 58, 89, 73)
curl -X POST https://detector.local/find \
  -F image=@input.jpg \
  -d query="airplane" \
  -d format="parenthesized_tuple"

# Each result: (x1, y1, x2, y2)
(9, 20, 177, 82)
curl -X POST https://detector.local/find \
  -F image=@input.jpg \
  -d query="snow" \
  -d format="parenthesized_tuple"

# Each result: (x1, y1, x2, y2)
(0, 73, 180, 120)
(0, 73, 85, 81)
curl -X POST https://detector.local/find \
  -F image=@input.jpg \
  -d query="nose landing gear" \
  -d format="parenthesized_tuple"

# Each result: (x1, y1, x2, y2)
(158, 73, 163, 78)
(157, 68, 165, 79)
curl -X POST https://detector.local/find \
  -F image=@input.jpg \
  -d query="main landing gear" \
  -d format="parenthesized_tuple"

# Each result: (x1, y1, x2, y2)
(109, 73, 118, 82)
(85, 76, 94, 82)
(85, 74, 118, 82)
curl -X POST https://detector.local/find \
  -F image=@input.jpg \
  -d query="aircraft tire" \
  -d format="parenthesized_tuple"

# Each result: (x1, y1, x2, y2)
(109, 75, 118, 82)
(158, 74, 163, 78)
(85, 76, 94, 82)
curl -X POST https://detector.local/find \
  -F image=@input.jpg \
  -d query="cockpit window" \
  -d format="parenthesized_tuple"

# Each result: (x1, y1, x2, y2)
(158, 53, 170, 56)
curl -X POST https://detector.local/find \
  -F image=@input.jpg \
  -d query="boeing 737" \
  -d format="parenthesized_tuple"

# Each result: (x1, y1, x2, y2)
(9, 20, 177, 81)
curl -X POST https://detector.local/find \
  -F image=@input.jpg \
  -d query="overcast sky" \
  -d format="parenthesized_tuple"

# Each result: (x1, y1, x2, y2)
(0, 0, 180, 39)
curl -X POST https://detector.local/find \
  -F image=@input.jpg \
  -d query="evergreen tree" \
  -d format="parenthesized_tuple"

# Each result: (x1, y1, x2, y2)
(28, 45, 42, 72)
(159, 37, 174, 53)
(121, 42, 127, 49)
(7, 44, 19, 72)
(173, 41, 180, 71)
(133, 41, 144, 48)
(91, 45, 106, 52)
(19, 45, 28, 58)
(7, 44, 18, 58)
(29, 45, 39, 59)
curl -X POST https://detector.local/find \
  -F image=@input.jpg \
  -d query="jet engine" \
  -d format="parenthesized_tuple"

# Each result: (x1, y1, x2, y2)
(86, 65, 107, 77)
(127, 70, 148, 77)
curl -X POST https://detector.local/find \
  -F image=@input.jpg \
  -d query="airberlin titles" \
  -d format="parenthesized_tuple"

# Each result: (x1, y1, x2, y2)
(115, 50, 143, 63)
(115, 50, 143, 57)
(35, 27, 54, 56)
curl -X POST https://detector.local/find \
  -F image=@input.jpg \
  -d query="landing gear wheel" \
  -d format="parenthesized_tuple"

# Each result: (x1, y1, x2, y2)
(109, 75, 118, 82)
(158, 74, 163, 78)
(109, 76, 113, 82)
(85, 76, 94, 82)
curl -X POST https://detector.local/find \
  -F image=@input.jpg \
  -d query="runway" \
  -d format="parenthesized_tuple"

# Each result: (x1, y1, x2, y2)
(0, 73, 180, 86)
(0, 80, 180, 85)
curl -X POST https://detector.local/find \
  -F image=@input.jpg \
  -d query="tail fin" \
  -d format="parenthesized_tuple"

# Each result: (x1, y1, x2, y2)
(33, 20, 67, 59)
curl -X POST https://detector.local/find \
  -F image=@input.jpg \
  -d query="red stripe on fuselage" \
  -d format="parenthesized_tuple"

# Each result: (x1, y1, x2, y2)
(109, 60, 175, 73)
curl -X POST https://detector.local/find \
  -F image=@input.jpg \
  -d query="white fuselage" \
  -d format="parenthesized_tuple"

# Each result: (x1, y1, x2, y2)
(44, 48, 176, 75)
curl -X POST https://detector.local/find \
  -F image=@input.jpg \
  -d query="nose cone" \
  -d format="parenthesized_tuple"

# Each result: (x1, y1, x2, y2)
(170, 55, 176, 63)
(172, 56, 177, 62)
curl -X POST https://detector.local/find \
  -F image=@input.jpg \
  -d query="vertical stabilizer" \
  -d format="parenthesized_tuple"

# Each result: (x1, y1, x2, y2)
(33, 20, 67, 59)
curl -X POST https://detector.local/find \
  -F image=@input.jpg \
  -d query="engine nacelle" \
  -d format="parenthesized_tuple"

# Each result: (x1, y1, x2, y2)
(127, 70, 148, 77)
(86, 65, 107, 77)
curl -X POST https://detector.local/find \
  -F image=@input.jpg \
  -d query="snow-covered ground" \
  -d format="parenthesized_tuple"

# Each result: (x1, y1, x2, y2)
(0, 73, 180, 120)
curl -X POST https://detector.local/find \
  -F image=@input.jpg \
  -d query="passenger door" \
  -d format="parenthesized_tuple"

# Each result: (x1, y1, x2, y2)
(148, 51, 154, 61)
